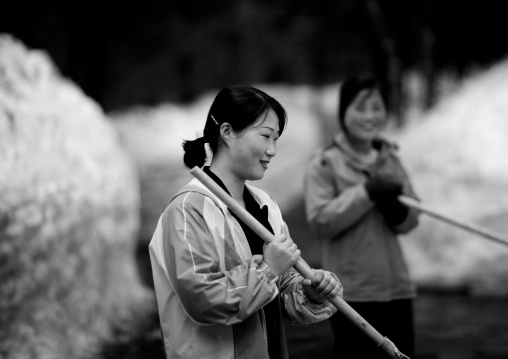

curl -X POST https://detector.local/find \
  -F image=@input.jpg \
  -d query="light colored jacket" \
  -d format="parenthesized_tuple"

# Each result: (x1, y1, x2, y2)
(149, 178, 337, 359)
(304, 132, 419, 302)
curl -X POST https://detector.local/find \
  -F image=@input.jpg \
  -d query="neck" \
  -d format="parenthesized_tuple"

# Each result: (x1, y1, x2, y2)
(346, 135, 373, 154)
(209, 159, 245, 202)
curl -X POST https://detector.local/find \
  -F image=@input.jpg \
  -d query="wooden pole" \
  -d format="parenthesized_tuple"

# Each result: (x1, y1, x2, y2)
(191, 166, 410, 359)
(398, 195, 508, 248)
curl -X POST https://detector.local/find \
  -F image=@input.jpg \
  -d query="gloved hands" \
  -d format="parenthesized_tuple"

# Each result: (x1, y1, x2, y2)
(364, 174, 409, 226)
(364, 174, 403, 202)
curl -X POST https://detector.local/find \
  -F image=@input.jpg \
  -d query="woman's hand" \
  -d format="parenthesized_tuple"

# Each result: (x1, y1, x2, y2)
(302, 269, 343, 303)
(364, 173, 403, 203)
(263, 226, 300, 277)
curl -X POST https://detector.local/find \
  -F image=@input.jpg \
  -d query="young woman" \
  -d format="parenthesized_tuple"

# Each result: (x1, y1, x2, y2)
(304, 77, 420, 358)
(149, 85, 343, 359)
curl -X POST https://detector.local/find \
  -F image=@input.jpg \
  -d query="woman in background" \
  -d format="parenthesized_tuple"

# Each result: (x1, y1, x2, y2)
(304, 77, 420, 358)
(150, 84, 343, 359)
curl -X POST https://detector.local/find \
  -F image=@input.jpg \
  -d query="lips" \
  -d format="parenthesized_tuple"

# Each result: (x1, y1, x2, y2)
(361, 122, 380, 130)
(260, 160, 269, 169)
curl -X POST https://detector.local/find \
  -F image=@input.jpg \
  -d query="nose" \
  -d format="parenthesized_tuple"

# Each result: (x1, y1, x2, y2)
(266, 141, 276, 157)
(364, 109, 378, 119)
(367, 108, 385, 122)
(361, 112, 382, 126)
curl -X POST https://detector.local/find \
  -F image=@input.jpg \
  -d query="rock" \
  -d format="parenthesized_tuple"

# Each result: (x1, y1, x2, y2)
(0, 34, 152, 359)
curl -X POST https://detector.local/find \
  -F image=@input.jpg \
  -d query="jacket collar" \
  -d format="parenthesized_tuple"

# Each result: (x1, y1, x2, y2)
(332, 130, 397, 172)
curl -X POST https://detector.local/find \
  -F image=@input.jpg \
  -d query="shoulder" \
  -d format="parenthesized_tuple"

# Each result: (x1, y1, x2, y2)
(246, 184, 284, 226)
(307, 144, 344, 171)
(375, 137, 409, 172)
(245, 183, 276, 206)
(246, 184, 282, 213)
(374, 136, 400, 153)
(169, 190, 206, 209)
(374, 136, 404, 162)
(165, 182, 223, 218)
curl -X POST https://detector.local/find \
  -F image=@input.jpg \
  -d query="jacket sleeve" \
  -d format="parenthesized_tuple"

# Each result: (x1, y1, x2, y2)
(279, 269, 338, 325)
(304, 151, 375, 239)
(161, 192, 279, 326)
(392, 157, 420, 234)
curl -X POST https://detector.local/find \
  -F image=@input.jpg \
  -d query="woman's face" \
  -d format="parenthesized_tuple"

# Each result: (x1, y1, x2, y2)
(228, 108, 280, 181)
(343, 88, 386, 142)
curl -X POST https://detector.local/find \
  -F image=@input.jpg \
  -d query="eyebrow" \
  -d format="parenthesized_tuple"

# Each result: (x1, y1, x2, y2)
(258, 126, 277, 131)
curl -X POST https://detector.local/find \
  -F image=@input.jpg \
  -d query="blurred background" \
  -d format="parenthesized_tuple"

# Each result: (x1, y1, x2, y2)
(1, 1, 508, 358)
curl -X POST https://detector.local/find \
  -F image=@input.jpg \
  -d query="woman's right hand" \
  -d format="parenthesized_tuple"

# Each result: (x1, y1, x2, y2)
(263, 226, 301, 277)
(364, 173, 403, 203)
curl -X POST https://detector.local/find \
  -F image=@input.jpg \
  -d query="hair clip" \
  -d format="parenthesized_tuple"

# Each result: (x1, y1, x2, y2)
(210, 115, 219, 125)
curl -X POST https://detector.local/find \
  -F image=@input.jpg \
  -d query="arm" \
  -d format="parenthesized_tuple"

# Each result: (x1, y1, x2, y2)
(162, 192, 279, 325)
(392, 159, 420, 234)
(304, 152, 374, 238)
(371, 155, 420, 234)
(279, 269, 339, 325)
(265, 207, 341, 325)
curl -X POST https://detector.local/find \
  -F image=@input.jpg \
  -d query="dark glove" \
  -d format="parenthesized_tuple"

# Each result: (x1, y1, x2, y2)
(364, 174, 403, 203)
(377, 197, 409, 226)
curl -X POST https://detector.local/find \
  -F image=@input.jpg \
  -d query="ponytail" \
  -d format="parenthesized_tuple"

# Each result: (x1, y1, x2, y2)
(182, 137, 207, 169)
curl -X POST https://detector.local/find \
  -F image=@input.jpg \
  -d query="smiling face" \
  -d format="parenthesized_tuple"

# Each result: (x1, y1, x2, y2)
(228, 108, 280, 181)
(343, 88, 386, 143)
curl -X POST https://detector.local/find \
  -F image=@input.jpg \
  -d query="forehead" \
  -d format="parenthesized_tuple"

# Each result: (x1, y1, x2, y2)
(352, 88, 383, 105)
(252, 108, 280, 131)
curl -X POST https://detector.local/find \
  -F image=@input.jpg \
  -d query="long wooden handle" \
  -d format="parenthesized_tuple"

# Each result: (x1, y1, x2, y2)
(191, 166, 409, 359)
(398, 195, 508, 248)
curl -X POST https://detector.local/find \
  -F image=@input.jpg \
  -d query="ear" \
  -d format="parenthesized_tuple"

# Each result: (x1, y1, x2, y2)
(219, 122, 233, 145)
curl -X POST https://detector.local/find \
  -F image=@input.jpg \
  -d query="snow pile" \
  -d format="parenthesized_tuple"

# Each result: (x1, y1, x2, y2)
(395, 60, 508, 295)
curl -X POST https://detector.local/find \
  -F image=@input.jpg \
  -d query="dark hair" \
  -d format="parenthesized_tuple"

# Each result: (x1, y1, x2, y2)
(338, 76, 387, 132)
(182, 85, 287, 169)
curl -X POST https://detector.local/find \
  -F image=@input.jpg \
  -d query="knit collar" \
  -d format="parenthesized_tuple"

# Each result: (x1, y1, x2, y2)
(332, 131, 397, 172)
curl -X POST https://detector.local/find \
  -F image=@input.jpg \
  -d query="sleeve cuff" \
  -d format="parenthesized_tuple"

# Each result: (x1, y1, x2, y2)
(296, 281, 328, 309)
(260, 261, 279, 284)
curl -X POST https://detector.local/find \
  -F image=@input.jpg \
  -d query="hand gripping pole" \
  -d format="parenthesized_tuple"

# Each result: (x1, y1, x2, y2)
(191, 166, 410, 359)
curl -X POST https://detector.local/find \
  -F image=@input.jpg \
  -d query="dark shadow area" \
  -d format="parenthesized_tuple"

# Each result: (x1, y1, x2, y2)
(3, 1, 508, 113)
(284, 291, 508, 359)
(96, 307, 165, 359)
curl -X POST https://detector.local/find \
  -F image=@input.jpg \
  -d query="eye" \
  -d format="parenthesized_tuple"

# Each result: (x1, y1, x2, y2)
(261, 134, 270, 139)
(355, 102, 366, 112)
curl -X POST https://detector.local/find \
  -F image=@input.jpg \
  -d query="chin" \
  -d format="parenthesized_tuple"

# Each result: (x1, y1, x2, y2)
(359, 133, 378, 142)
(247, 169, 265, 181)
(250, 173, 265, 181)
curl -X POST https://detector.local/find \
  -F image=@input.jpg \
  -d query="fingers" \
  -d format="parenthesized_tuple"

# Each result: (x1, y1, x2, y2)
(313, 270, 332, 292)
(273, 224, 289, 243)
(289, 243, 299, 258)
(311, 269, 324, 285)
(262, 226, 300, 276)
(311, 270, 343, 297)
(273, 226, 298, 257)
(294, 248, 301, 261)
